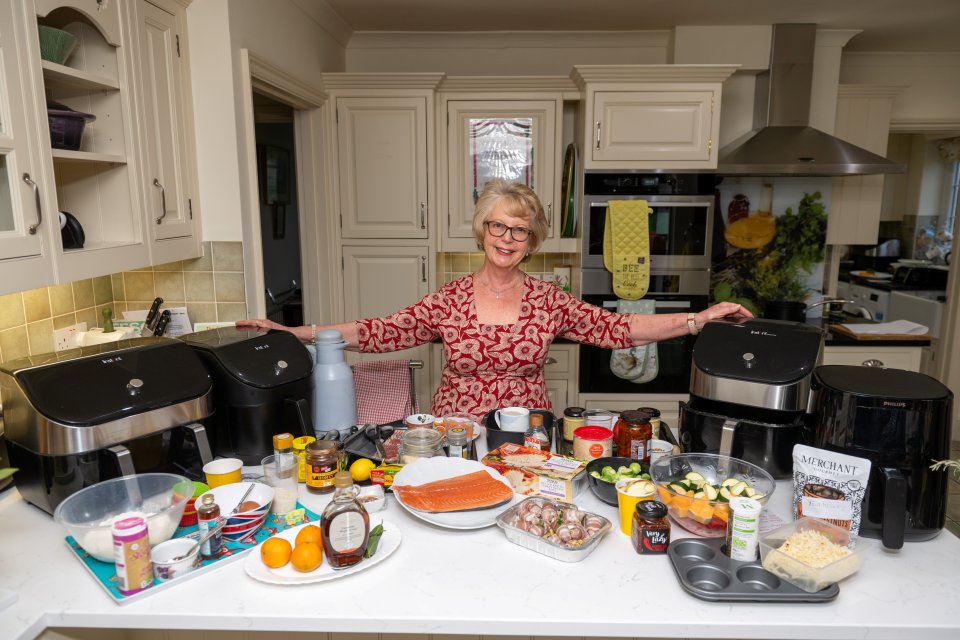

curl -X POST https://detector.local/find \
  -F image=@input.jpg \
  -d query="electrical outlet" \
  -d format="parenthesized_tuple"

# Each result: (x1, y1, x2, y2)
(54, 323, 87, 351)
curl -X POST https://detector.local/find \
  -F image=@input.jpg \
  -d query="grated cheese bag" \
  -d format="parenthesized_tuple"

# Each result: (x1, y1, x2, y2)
(792, 444, 871, 545)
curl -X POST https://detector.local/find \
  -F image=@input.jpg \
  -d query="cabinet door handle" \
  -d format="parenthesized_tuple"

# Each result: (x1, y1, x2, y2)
(153, 178, 167, 224)
(595, 121, 602, 150)
(544, 357, 558, 366)
(546, 203, 553, 228)
(420, 202, 427, 229)
(22, 173, 42, 235)
(420, 256, 427, 283)
(862, 359, 885, 367)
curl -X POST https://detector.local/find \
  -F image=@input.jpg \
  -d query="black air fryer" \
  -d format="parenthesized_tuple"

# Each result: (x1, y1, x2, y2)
(0, 338, 213, 514)
(680, 319, 825, 478)
(807, 365, 952, 549)
(178, 328, 314, 465)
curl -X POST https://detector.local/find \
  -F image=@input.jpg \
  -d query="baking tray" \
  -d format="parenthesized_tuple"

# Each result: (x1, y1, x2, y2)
(342, 420, 404, 463)
(667, 538, 839, 603)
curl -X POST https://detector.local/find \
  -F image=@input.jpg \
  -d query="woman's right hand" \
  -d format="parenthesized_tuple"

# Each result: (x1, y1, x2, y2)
(235, 318, 287, 332)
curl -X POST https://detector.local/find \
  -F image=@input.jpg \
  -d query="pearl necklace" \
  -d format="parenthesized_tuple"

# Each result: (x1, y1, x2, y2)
(477, 272, 523, 299)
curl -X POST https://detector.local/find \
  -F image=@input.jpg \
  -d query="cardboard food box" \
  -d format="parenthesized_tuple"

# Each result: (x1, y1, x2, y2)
(481, 443, 587, 503)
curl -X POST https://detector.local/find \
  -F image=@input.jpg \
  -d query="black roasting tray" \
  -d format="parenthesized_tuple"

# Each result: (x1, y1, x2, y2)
(667, 538, 839, 603)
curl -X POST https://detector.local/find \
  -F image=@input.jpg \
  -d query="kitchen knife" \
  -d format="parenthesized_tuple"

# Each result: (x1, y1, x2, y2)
(153, 310, 171, 336)
(142, 297, 163, 336)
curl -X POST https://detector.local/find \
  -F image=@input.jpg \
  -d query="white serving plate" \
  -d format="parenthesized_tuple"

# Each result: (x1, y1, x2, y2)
(244, 516, 399, 585)
(391, 457, 520, 530)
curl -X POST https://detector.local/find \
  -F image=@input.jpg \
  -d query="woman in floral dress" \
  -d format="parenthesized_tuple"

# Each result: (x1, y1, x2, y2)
(238, 180, 751, 416)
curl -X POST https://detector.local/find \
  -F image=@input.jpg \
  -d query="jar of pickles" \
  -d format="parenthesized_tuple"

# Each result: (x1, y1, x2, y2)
(400, 427, 443, 464)
(615, 410, 652, 463)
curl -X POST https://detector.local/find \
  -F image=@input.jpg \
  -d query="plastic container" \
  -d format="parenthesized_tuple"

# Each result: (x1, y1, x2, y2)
(52, 473, 192, 563)
(649, 453, 776, 537)
(759, 517, 868, 593)
(496, 497, 611, 562)
(47, 100, 95, 151)
(572, 426, 613, 461)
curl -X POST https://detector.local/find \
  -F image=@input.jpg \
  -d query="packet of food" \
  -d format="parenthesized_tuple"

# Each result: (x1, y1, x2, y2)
(792, 444, 871, 545)
(370, 463, 403, 488)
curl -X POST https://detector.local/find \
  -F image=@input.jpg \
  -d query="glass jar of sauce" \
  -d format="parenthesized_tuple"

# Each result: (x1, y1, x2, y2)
(562, 406, 585, 441)
(637, 407, 661, 439)
(305, 440, 340, 494)
(631, 500, 670, 554)
(615, 410, 652, 463)
(572, 426, 613, 462)
(400, 427, 443, 464)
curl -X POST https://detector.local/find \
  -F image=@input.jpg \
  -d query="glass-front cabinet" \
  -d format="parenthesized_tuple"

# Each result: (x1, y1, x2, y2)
(441, 95, 563, 252)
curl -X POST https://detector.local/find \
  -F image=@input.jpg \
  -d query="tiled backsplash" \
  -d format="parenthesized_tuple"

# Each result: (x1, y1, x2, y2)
(440, 252, 580, 293)
(0, 241, 246, 361)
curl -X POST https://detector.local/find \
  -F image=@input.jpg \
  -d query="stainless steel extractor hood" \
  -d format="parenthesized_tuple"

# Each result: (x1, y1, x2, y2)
(717, 24, 905, 176)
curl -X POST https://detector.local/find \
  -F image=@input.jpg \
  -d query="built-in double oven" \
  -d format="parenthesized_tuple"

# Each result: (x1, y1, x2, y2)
(578, 173, 715, 395)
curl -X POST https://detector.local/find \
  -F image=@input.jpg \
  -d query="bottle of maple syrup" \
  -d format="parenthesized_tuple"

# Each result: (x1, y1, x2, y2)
(320, 471, 369, 569)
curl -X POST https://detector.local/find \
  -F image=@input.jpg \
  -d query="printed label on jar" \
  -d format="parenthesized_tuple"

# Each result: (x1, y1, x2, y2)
(589, 443, 604, 458)
(328, 512, 366, 552)
(638, 528, 669, 554)
(629, 440, 646, 460)
(307, 464, 337, 489)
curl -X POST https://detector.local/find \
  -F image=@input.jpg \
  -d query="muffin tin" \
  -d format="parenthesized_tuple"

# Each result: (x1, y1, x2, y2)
(667, 538, 839, 603)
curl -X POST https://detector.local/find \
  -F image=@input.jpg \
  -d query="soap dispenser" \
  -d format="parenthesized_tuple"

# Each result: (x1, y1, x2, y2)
(307, 329, 357, 438)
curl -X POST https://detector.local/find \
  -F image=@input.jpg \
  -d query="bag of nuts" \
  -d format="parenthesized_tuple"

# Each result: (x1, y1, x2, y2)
(792, 444, 872, 544)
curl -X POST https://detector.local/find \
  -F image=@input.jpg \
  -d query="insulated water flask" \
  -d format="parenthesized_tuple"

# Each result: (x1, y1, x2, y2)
(308, 329, 357, 437)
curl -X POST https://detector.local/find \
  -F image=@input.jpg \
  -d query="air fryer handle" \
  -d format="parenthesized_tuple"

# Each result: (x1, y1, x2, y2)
(881, 466, 907, 550)
(286, 398, 315, 438)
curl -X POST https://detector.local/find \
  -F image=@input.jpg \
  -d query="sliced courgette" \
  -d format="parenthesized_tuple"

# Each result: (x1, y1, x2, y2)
(729, 481, 747, 496)
(685, 472, 706, 486)
(669, 482, 688, 495)
(721, 478, 739, 488)
(719, 487, 733, 502)
(743, 486, 756, 498)
(704, 485, 720, 500)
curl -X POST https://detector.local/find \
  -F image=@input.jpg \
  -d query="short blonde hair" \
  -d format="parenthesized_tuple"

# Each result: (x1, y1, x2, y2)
(472, 179, 548, 256)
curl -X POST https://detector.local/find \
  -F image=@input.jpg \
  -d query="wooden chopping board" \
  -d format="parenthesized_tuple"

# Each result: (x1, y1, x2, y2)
(828, 324, 931, 341)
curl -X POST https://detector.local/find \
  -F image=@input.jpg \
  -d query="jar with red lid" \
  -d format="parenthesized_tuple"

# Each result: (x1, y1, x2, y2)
(615, 410, 652, 463)
(572, 426, 613, 461)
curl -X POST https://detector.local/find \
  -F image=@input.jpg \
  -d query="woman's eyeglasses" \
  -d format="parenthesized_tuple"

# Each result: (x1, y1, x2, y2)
(484, 220, 532, 242)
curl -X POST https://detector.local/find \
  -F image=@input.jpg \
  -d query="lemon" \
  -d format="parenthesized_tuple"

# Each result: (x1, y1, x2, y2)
(350, 458, 376, 482)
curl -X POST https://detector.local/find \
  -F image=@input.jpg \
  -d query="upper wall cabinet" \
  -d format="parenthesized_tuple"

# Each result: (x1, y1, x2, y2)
(438, 80, 570, 252)
(334, 95, 432, 239)
(130, 0, 200, 263)
(0, 0, 55, 292)
(571, 65, 737, 171)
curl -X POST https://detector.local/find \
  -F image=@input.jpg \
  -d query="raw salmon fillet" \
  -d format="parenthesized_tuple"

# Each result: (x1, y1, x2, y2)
(393, 470, 513, 513)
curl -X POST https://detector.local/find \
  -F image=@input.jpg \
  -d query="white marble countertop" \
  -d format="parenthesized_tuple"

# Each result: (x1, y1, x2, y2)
(1, 469, 959, 640)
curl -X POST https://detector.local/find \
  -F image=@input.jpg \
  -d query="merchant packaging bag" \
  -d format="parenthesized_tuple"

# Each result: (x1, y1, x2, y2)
(792, 444, 871, 543)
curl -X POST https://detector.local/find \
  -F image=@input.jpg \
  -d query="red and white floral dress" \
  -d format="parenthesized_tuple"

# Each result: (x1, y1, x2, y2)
(356, 274, 633, 417)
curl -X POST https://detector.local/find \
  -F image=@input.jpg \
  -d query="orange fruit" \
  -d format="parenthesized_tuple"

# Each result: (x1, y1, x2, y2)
(295, 524, 322, 547)
(260, 537, 292, 568)
(290, 542, 323, 572)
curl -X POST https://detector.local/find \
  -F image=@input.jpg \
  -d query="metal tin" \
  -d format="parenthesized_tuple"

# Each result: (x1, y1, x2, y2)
(496, 497, 611, 562)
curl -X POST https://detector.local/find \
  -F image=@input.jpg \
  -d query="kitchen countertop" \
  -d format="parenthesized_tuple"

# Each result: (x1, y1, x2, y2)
(806, 317, 932, 347)
(2, 463, 959, 640)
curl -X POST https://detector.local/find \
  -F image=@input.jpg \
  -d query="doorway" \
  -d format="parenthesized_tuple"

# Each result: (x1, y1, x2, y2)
(253, 92, 302, 325)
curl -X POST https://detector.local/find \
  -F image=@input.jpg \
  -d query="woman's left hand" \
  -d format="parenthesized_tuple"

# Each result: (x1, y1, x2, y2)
(696, 301, 754, 329)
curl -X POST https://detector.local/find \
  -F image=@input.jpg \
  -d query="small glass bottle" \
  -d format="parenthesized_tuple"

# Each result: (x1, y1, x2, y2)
(273, 432, 296, 480)
(305, 440, 340, 494)
(196, 494, 223, 559)
(631, 500, 670, 555)
(562, 406, 586, 442)
(320, 471, 370, 569)
(446, 426, 469, 459)
(292, 435, 316, 483)
(615, 409, 653, 463)
(524, 413, 550, 451)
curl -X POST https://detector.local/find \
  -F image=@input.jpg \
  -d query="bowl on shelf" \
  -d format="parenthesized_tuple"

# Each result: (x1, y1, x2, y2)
(47, 100, 96, 151)
(649, 453, 775, 537)
(38, 25, 78, 65)
(53, 473, 193, 562)
(585, 456, 648, 506)
(197, 481, 274, 542)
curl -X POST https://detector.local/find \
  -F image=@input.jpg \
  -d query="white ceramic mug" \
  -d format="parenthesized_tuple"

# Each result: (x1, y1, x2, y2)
(494, 407, 530, 432)
(648, 438, 673, 466)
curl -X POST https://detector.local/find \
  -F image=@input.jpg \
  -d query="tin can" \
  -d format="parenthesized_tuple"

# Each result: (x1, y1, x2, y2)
(292, 435, 316, 483)
(725, 497, 762, 561)
(112, 514, 153, 595)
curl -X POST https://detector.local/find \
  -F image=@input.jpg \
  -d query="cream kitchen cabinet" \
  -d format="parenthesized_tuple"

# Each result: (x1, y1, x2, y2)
(324, 82, 440, 239)
(439, 90, 564, 252)
(821, 345, 923, 372)
(341, 243, 434, 412)
(0, 0, 55, 293)
(571, 65, 737, 171)
(130, 0, 201, 263)
(544, 342, 577, 410)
